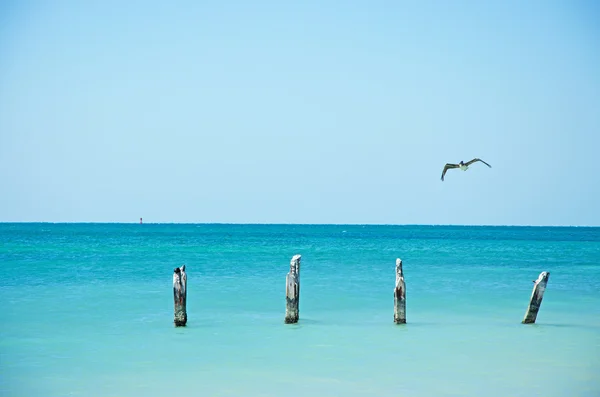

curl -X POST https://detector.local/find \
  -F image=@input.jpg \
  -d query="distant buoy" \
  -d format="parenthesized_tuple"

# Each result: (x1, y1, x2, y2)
(140, 217, 143, 224)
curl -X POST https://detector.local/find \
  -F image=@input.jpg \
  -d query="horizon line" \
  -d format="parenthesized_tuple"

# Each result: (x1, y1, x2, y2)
(0, 221, 598, 228)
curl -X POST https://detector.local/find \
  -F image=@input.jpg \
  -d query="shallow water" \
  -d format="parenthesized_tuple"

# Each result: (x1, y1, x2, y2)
(1, 224, 599, 396)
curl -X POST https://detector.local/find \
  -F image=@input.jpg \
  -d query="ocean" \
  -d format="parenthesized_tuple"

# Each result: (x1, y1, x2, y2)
(1, 223, 599, 397)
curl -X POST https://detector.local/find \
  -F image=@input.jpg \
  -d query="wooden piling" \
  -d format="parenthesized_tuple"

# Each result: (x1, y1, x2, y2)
(285, 254, 301, 324)
(522, 271, 550, 324)
(394, 258, 406, 324)
(173, 265, 187, 326)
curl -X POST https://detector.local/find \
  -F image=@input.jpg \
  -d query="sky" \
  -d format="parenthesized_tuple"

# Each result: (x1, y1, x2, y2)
(0, 0, 599, 225)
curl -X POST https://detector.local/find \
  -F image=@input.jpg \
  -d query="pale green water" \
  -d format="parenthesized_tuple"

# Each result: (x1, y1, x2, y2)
(1, 224, 599, 396)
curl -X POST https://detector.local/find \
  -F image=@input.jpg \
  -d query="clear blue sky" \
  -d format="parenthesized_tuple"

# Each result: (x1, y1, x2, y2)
(1, 1, 598, 225)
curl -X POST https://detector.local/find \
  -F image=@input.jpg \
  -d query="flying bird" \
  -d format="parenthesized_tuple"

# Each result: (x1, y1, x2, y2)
(441, 158, 492, 181)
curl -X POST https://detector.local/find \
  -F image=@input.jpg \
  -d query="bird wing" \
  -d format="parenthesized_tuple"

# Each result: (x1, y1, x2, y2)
(465, 158, 492, 168)
(441, 163, 459, 181)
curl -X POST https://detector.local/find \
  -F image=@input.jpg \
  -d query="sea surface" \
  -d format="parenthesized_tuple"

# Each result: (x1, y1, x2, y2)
(1, 223, 599, 397)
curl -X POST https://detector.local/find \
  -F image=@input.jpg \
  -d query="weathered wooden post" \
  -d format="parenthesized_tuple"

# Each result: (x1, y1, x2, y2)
(173, 265, 187, 326)
(394, 258, 406, 324)
(522, 271, 550, 324)
(285, 254, 301, 324)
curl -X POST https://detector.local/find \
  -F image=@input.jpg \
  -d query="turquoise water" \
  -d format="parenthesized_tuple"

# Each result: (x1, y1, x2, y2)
(1, 223, 599, 397)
